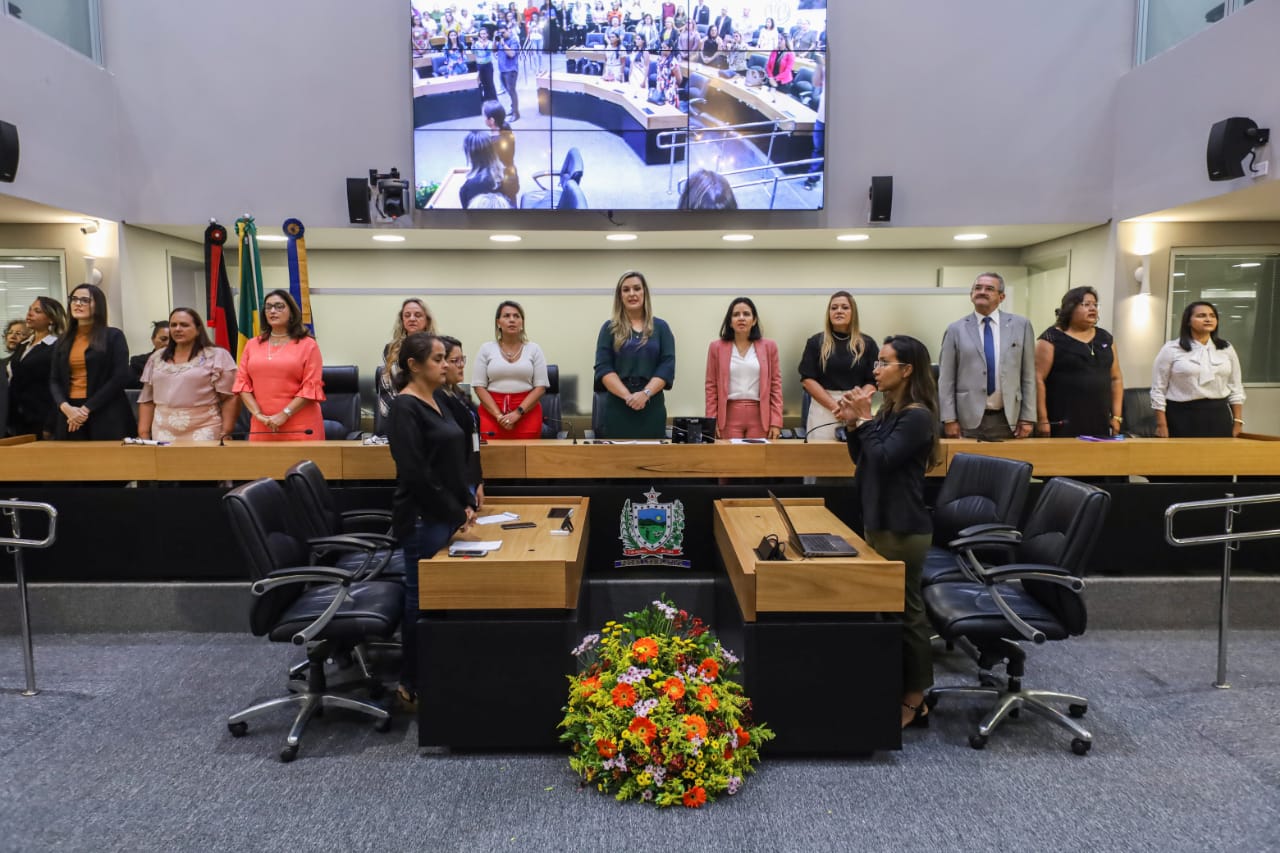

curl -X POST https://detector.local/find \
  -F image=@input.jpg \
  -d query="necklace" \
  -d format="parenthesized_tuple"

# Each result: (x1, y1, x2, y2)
(499, 342, 523, 361)
(267, 335, 290, 360)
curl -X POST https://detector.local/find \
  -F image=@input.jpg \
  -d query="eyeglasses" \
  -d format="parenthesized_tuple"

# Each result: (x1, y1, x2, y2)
(447, 356, 467, 366)
(873, 360, 906, 369)
(263, 302, 289, 312)
(69, 296, 94, 306)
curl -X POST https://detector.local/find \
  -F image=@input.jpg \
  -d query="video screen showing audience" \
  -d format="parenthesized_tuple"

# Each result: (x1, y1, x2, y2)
(411, 1, 828, 211)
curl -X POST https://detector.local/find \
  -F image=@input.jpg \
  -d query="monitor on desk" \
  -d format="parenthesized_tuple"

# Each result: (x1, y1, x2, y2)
(409, 1, 828, 211)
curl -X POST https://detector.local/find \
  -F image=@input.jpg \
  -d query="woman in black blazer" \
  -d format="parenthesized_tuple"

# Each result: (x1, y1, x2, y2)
(49, 283, 136, 441)
(838, 334, 942, 730)
(7, 296, 67, 438)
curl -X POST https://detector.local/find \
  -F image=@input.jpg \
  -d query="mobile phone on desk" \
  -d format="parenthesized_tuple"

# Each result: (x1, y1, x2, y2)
(450, 548, 488, 557)
(501, 521, 537, 530)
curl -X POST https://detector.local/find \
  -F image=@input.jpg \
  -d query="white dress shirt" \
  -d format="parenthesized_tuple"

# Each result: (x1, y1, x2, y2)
(727, 344, 760, 400)
(975, 308, 1003, 411)
(1149, 339, 1246, 410)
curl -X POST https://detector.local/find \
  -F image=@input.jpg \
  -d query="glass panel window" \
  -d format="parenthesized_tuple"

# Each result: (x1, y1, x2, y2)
(1142, 0, 1219, 62)
(0, 253, 67, 352)
(2, 0, 101, 63)
(1169, 252, 1280, 383)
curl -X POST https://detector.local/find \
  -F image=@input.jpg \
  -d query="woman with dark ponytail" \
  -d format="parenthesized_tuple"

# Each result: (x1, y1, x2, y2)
(837, 334, 942, 731)
(387, 331, 478, 710)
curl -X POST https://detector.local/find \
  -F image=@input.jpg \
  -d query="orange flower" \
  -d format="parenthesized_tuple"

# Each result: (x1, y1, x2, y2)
(631, 636, 659, 663)
(696, 684, 719, 711)
(596, 739, 617, 758)
(682, 786, 707, 808)
(724, 746, 735, 760)
(612, 683, 637, 708)
(735, 726, 750, 746)
(580, 675, 601, 697)
(662, 677, 686, 700)
(684, 714, 709, 741)
(629, 716, 658, 745)
(698, 657, 720, 681)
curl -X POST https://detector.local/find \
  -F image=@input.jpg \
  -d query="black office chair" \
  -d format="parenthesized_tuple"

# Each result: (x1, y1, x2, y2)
(540, 364, 563, 438)
(586, 389, 610, 439)
(922, 453, 1033, 586)
(222, 478, 401, 761)
(320, 366, 363, 440)
(1122, 387, 1158, 437)
(557, 179, 588, 209)
(520, 147, 585, 209)
(924, 477, 1111, 754)
(792, 66, 814, 107)
(373, 365, 390, 437)
(284, 460, 404, 581)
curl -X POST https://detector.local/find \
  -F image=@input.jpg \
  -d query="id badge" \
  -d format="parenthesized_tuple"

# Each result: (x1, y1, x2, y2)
(472, 432, 481, 453)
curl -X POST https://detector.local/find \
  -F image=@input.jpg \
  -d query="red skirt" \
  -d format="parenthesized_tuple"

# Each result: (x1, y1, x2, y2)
(478, 390, 543, 439)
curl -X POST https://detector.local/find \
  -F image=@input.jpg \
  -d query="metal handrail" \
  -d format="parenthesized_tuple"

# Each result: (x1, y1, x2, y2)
(1164, 492, 1280, 688)
(656, 118, 795, 193)
(2, 499, 59, 696)
(676, 158, 824, 210)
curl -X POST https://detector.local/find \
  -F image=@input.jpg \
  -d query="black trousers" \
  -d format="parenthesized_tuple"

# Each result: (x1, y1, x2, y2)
(1166, 397, 1233, 437)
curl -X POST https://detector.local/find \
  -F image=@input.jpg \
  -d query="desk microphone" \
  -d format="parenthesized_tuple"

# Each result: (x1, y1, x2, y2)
(219, 428, 314, 446)
(668, 423, 714, 444)
(539, 417, 578, 444)
(803, 420, 845, 443)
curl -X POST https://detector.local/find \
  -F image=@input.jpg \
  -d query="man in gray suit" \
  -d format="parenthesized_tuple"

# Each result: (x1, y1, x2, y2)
(938, 272, 1036, 440)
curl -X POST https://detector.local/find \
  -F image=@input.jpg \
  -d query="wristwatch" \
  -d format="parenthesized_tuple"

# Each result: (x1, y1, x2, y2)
(516, 405, 525, 415)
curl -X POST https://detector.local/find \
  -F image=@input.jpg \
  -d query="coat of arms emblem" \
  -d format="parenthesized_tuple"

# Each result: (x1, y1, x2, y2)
(616, 488, 690, 568)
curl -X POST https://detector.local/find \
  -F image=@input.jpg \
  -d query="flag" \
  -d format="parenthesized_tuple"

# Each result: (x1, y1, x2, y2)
(203, 222, 238, 353)
(283, 218, 314, 336)
(235, 216, 265, 359)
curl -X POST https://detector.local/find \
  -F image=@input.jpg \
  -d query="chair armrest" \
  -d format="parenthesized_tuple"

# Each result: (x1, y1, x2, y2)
(981, 563, 1084, 592)
(956, 522, 1019, 538)
(341, 508, 392, 523)
(948, 531, 1020, 550)
(253, 566, 356, 593)
(529, 169, 554, 190)
(984, 583, 1047, 645)
(307, 534, 380, 553)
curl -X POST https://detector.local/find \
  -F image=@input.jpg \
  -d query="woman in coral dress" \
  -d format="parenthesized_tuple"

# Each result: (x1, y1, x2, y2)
(233, 289, 326, 442)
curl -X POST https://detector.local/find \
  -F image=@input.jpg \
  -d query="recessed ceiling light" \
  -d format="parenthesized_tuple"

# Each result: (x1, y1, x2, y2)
(1173, 272, 1185, 277)
(836, 234, 870, 242)
(0, 264, 24, 269)
(722, 234, 754, 242)
(372, 234, 406, 243)
(1232, 262, 1261, 268)
(606, 233, 638, 242)
(489, 234, 522, 243)
(257, 235, 287, 243)
(953, 233, 988, 242)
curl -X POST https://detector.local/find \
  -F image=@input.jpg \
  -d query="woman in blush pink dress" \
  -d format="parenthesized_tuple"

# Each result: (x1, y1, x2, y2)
(137, 307, 239, 442)
(233, 289, 326, 442)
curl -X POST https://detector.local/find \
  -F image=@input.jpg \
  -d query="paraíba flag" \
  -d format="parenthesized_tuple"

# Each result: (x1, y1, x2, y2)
(204, 221, 238, 353)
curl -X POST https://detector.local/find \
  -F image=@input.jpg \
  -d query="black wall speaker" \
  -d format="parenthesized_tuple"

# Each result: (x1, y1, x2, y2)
(346, 177, 371, 224)
(868, 175, 893, 222)
(0, 120, 18, 183)
(1207, 117, 1270, 181)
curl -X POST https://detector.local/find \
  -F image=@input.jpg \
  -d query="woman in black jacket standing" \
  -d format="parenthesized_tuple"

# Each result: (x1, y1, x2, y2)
(387, 332, 478, 709)
(7, 296, 67, 438)
(50, 283, 136, 440)
(837, 334, 941, 730)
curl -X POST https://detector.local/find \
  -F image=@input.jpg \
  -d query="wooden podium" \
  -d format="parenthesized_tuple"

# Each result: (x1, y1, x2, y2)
(713, 498, 906, 754)
(416, 497, 589, 750)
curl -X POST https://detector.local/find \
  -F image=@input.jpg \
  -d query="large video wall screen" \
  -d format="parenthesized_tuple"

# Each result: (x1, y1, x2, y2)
(411, 2, 827, 211)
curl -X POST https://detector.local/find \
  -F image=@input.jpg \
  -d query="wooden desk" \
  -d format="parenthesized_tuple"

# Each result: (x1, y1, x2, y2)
(536, 71, 687, 130)
(943, 436, 1280, 476)
(415, 496, 589, 750)
(712, 496, 905, 754)
(420, 497, 589, 609)
(524, 440, 765, 478)
(153, 441, 343, 481)
(713, 497, 903, 621)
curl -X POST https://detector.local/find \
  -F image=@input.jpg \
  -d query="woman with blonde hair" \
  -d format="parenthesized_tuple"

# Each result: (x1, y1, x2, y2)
(798, 290, 878, 440)
(377, 298, 436, 431)
(593, 270, 676, 438)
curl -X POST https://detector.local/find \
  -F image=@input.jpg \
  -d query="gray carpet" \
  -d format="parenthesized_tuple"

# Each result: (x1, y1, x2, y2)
(1, 629, 1277, 852)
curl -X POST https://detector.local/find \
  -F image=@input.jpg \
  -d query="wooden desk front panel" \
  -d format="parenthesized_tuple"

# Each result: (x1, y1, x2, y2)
(524, 440, 765, 478)
(0, 441, 158, 480)
(765, 441, 855, 477)
(419, 497, 589, 610)
(154, 441, 344, 481)
(714, 498, 904, 621)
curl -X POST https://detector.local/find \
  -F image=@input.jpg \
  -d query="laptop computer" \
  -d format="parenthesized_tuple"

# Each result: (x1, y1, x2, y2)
(768, 491, 859, 559)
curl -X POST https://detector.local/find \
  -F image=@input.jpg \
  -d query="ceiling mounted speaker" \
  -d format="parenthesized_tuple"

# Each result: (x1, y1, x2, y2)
(346, 177, 371, 224)
(0, 120, 19, 183)
(1207, 117, 1270, 181)
(868, 176, 893, 223)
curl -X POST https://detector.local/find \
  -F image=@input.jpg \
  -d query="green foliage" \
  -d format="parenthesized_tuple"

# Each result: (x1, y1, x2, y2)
(415, 182, 439, 210)
(559, 597, 774, 808)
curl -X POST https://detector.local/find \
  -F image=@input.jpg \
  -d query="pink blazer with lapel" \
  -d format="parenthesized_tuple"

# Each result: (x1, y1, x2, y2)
(704, 338, 784, 435)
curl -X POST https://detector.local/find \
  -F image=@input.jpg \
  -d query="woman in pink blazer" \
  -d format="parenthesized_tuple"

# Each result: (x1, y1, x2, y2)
(705, 297, 783, 440)
(765, 33, 795, 91)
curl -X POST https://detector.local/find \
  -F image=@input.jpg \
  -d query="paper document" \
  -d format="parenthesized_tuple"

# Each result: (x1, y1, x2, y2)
(475, 512, 519, 525)
(730, 438, 770, 444)
(448, 540, 504, 555)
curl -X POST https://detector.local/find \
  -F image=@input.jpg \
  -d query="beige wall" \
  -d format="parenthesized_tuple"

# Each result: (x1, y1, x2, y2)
(0, 221, 121, 321)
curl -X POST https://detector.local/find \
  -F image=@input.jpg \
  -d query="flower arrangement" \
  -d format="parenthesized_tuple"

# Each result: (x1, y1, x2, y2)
(559, 598, 774, 808)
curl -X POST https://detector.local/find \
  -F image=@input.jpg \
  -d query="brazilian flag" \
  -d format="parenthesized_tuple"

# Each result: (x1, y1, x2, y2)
(235, 216, 264, 359)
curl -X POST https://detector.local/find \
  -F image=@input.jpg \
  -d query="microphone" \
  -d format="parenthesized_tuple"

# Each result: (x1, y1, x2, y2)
(536, 416, 578, 444)
(668, 423, 713, 444)
(803, 420, 844, 443)
(219, 428, 314, 446)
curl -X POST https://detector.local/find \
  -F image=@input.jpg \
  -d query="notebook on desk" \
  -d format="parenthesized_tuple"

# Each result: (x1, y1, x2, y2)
(768, 491, 859, 559)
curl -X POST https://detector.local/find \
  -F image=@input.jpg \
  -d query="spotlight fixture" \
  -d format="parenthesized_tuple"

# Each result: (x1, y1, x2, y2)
(369, 167, 411, 220)
(79, 219, 99, 235)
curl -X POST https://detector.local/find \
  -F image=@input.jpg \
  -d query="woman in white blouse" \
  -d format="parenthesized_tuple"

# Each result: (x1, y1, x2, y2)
(1150, 300, 1245, 437)
(471, 300, 550, 439)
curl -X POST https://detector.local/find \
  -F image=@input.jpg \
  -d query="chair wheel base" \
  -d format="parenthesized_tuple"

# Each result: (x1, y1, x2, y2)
(279, 744, 299, 762)
(228, 721, 248, 737)
(1071, 738, 1091, 755)
(969, 733, 988, 750)
(1068, 703, 1087, 718)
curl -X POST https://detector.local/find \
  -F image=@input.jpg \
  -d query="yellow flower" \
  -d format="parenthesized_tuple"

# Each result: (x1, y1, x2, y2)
(696, 761, 706, 772)
(682, 770, 695, 779)
(636, 772, 653, 787)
